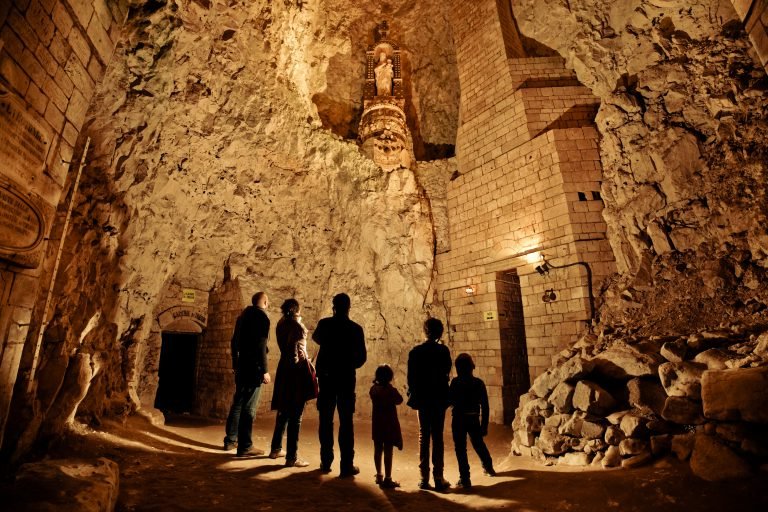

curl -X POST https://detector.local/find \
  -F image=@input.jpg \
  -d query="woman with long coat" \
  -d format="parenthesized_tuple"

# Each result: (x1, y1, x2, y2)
(269, 298, 311, 467)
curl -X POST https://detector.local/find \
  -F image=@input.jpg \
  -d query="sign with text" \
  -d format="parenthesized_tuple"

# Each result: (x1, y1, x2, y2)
(483, 311, 497, 321)
(0, 86, 51, 186)
(0, 87, 52, 269)
(182, 289, 196, 303)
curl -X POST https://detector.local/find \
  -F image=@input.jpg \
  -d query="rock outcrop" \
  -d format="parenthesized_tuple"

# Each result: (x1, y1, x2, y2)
(512, 325, 768, 479)
(8, 458, 119, 512)
(511, 0, 768, 333)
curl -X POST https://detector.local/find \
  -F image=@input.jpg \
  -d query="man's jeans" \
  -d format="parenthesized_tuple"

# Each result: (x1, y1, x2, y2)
(224, 384, 262, 451)
(317, 376, 356, 471)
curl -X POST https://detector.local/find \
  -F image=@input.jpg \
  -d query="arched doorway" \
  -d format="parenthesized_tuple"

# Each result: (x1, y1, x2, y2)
(154, 310, 206, 414)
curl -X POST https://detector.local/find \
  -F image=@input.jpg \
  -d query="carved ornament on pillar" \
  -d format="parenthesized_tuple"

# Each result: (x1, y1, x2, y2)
(359, 21, 414, 170)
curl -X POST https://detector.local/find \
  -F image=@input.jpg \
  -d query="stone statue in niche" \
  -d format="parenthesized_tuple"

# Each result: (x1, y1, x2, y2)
(374, 54, 393, 96)
(358, 22, 414, 171)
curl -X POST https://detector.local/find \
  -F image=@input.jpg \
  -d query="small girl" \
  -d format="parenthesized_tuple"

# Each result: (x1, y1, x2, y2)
(370, 364, 403, 489)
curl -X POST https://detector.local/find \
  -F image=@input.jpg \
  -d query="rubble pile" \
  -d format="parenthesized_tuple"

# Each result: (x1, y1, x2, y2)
(512, 326, 768, 480)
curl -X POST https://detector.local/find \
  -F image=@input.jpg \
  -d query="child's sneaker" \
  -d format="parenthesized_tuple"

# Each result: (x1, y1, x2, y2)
(457, 477, 472, 489)
(483, 465, 496, 476)
(380, 478, 400, 489)
(375, 474, 383, 485)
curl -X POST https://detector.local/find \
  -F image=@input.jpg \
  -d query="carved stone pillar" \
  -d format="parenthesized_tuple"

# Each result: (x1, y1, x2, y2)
(358, 22, 414, 170)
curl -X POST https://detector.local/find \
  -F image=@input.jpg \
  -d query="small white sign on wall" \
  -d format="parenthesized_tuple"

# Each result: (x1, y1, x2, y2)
(484, 311, 497, 321)
(182, 289, 196, 303)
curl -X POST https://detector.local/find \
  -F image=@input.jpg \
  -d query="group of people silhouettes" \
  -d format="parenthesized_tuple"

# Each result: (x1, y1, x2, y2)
(224, 291, 495, 490)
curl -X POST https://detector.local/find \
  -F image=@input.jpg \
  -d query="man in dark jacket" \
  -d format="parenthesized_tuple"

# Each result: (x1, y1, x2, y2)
(312, 293, 366, 476)
(224, 291, 271, 456)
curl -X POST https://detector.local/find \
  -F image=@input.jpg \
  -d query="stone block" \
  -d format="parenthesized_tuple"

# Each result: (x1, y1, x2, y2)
(619, 413, 645, 438)
(619, 438, 648, 456)
(26, 0, 55, 46)
(63, 52, 94, 95)
(86, 15, 113, 63)
(68, 26, 91, 66)
(531, 368, 558, 398)
(557, 355, 594, 381)
(559, 452, 591, 466)
(601, 444, 621, 468)
(572, 380, 616, 415)
(52, 1, 74, 37)
(693, 348, 730, 370)
(548, 381, 574, 413)
(627, 377, 666, 415)
(650, 434, 671, 456)
(658, 361, 705, 399)
(8, 9, 38, 50)
(590, 341, 662, 379)
(701, 367, 768, 423)
(660, 339, 687, 362)
(621, 452, 652, 468)
(65, 86, 88, 128)
(604, 425, 625, 445)
(558, 412, 584, 436)
(536, 426, 568, 456)
(8, 274, 39, 307)
(671, 433, 695, 460)
(581, 419, 606, 440)
(48, 31, 73, 66)
(690, 433, 751, 482)
(661, 396, 704, 425)
(67, 0, 94, 28)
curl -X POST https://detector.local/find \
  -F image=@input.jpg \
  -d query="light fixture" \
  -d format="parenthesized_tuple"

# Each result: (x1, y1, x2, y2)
(535, 262, 550, 276)
(464, 285, 475, 304)
(541, 289, 557, 303)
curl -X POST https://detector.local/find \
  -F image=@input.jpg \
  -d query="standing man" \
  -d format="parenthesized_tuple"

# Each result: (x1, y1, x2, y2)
(224, 291, 271, 457)
(312, 293, 367, 476)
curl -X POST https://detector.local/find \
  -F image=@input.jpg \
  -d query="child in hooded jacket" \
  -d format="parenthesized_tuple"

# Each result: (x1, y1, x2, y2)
(370, 364, 403, 488)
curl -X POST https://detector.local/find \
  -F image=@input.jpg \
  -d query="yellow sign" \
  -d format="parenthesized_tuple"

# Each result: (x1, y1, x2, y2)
(484, 311, 497, 321)
(182, 289, 196, 303)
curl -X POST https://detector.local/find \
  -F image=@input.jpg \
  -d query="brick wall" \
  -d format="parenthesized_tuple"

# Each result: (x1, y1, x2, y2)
(195, 279, 244, 418)
(732, 0, 768, 69)
(440, 0, 616, 424)
(0, 0, 126, 445)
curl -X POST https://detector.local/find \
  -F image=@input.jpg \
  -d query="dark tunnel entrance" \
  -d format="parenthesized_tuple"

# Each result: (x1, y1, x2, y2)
(154, 332, 200, 414)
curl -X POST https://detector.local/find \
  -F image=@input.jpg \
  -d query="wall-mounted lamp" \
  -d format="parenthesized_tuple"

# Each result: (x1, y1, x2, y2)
(465, 285, 475, 304)
(535, 262, 551, 276)
(541, 288, 557, 303)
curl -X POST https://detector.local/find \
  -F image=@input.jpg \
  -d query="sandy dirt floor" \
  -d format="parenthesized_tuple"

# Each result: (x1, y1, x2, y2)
(7, 408, 768, 512)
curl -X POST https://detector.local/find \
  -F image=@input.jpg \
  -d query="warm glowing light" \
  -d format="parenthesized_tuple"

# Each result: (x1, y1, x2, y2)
(524, 251, 542, 264)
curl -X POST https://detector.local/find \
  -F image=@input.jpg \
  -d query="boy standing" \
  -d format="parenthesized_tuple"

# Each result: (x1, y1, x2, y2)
(449, 353, 495, 488)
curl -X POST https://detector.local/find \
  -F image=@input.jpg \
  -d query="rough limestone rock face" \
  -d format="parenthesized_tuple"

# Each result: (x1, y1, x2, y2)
(16, 0, 463, 444)
(8, 458, 119, 512)
(512, 0, 768, 332)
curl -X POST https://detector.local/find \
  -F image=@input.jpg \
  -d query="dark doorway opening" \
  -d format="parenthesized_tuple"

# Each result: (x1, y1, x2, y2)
(155, 332, 199, 414)
(496, 270, 530, 425)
